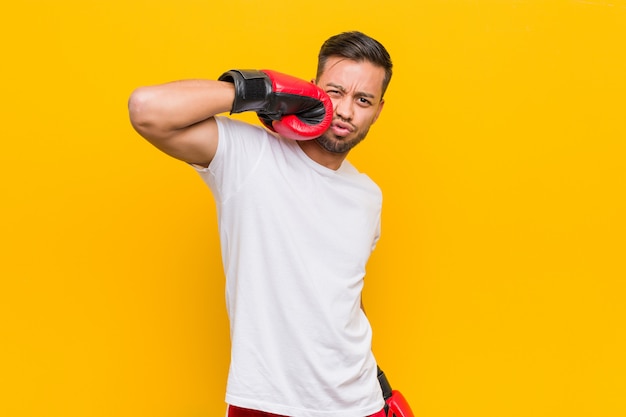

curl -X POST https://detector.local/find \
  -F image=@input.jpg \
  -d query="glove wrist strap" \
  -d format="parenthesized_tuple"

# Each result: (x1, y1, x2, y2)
(218, 69, 272, 114)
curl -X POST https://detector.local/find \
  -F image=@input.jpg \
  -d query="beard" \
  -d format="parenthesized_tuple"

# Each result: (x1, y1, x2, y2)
(315, 124, 370, 154)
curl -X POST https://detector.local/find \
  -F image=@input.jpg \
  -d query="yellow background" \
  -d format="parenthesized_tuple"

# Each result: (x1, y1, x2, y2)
(2, 1, 625, 416)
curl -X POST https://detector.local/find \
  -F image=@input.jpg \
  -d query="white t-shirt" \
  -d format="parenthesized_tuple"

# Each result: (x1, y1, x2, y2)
(194, 117, 384, 417)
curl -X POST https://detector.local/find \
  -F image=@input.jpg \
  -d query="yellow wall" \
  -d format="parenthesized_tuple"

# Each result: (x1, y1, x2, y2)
(2, 1, 625, 416)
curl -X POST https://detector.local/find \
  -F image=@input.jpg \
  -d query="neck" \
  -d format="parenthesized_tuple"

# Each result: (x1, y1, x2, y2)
(297, 140, 348, 171)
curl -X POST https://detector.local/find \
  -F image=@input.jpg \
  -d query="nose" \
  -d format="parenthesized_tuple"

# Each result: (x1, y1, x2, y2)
(333, 96, 353, 121)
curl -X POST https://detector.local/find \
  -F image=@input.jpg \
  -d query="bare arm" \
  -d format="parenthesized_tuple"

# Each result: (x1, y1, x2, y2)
(128, 79, 235, 166)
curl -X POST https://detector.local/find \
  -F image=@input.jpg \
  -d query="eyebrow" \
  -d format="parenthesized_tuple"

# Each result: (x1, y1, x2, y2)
(326, 83, 377, 100)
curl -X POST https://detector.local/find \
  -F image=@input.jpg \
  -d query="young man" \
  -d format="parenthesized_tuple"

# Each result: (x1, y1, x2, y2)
(128, 31, 393, 417)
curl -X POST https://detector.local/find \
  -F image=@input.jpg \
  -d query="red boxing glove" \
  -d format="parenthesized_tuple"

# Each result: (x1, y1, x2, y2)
(378, 367, 415, 417)
(218, 69, 332, 140)
(385, 390, 414, 417)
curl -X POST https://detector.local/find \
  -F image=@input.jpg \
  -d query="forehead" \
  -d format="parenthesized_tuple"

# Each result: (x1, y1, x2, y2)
(319, 57, 386, 99)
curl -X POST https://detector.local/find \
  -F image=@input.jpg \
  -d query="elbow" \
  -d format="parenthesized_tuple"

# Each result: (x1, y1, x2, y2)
(128, 87, 156, 134)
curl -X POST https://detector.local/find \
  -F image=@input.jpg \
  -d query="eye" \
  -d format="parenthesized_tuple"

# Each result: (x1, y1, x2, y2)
(326, 89, 341, 98)
(357, 97, 373, 107)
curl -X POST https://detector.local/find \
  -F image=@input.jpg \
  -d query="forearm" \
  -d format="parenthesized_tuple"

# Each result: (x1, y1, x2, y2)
(128, 79, 234, 139)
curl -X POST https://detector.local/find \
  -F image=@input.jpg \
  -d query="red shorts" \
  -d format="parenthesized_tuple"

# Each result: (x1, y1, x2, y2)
(228, 404, 386, 417)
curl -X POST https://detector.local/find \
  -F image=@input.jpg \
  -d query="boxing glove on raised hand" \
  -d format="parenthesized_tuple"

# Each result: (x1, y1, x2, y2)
(218, 69, 333, 140)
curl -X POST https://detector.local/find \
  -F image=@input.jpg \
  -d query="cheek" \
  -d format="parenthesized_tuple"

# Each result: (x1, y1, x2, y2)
(358, 109, 379, 126)
(368, 105, 384, 124)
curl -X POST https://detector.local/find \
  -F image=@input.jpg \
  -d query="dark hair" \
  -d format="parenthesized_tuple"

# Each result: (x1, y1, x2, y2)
(317, 31, 393, 98)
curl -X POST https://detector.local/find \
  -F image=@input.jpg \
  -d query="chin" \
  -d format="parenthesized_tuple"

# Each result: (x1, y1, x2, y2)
(316, 133, 364, 154)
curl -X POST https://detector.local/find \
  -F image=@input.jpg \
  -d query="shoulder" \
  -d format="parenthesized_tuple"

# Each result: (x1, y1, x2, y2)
(215, 115, 269, 137)
(213, 116, 280, 156)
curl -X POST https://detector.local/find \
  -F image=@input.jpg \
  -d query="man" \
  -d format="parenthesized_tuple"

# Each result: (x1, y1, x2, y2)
(128, 31, 393, 417)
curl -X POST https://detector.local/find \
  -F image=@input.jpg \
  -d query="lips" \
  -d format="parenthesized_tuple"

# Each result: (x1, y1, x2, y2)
(330, 120, 354, 136)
